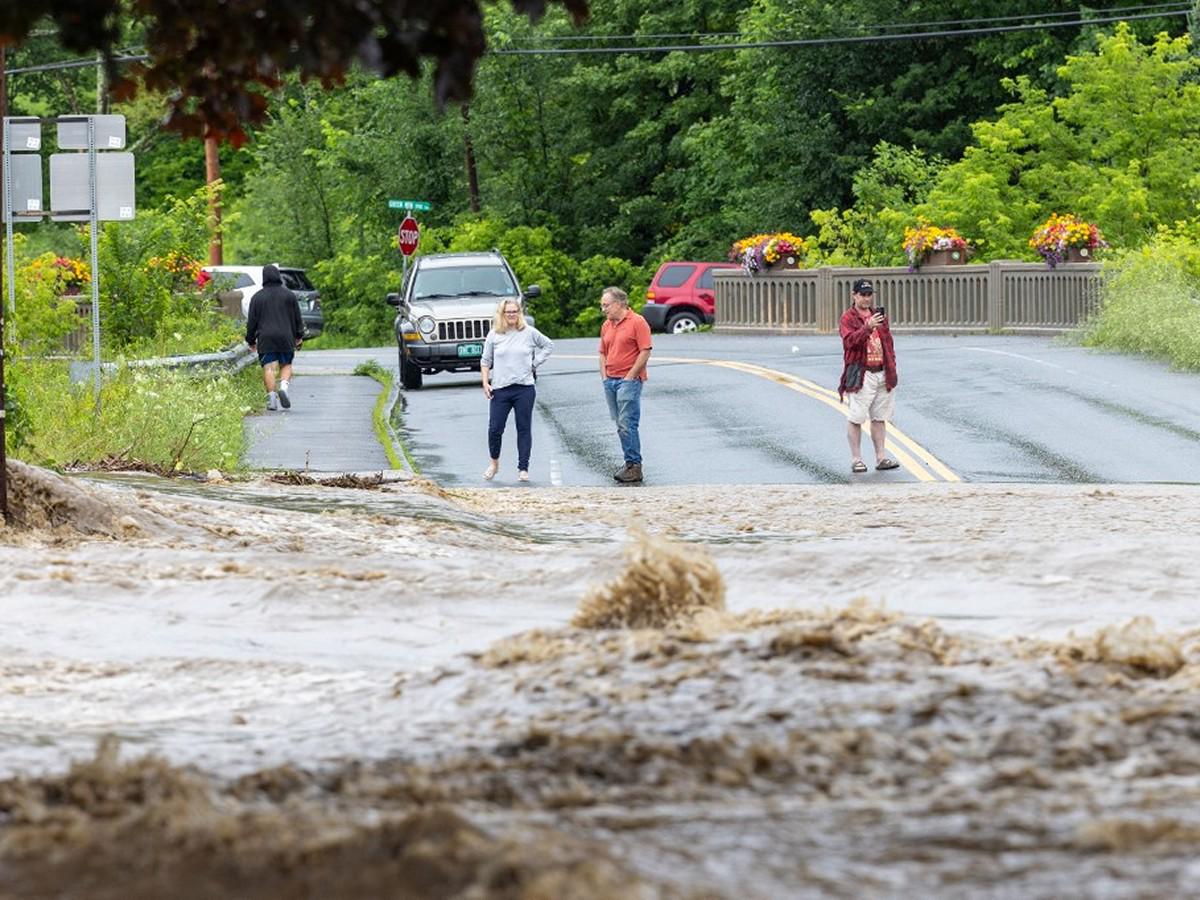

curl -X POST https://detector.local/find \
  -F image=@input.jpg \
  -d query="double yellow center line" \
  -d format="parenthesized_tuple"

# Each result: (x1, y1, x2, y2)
(563, 353, 959, 482)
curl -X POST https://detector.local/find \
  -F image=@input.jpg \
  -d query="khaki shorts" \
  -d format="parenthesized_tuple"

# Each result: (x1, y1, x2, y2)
(846, 370, 895, 424)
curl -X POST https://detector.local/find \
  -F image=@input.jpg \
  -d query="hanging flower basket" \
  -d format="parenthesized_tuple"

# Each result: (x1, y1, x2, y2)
(729, 232, 808, 276)
(902, 224, 971, 270)
(1029, 214, 1107, 269)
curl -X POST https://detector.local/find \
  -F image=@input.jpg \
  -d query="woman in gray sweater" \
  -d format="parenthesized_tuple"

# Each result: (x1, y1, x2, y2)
(480, 299, 554, 481)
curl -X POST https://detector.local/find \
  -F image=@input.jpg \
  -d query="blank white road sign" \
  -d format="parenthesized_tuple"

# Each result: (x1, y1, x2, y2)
(1, 154, 44, 222)
(49, 152, 136, 221)
(56, 115, 126, 150)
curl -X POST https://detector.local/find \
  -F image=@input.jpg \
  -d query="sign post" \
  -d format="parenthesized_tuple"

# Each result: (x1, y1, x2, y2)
(388, 199, 429, 293)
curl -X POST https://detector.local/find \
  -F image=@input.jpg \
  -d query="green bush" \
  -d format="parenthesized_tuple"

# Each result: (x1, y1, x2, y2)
(312, 251, 400, 347)
(96, 186, 214, 348)
(1082, 228, 1200, 370)
(5, 241, 85, 355)
(572, 255, 651, 335)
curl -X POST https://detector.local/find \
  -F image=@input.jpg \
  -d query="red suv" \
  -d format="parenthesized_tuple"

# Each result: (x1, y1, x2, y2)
(642, 261, 739, 333)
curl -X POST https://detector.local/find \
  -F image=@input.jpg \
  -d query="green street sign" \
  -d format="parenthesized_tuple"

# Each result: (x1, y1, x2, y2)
(388, 199, 431, 211)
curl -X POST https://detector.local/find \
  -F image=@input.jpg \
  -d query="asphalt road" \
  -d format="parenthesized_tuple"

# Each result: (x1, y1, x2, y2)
(249, 334, 1200, 485)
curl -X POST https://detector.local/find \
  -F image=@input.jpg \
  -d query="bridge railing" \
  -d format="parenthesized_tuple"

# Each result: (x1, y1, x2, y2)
(714, 261, 1102, 334)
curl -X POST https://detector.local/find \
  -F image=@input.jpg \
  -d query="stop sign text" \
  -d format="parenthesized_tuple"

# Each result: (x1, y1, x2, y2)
(398, 216, 420, 256)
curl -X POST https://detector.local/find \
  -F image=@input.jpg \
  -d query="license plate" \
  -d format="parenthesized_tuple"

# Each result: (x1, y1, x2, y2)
(457, 343, 483, 358)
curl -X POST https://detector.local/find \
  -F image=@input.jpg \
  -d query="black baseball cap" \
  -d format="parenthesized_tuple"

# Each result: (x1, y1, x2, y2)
(852, 278, 874, 294)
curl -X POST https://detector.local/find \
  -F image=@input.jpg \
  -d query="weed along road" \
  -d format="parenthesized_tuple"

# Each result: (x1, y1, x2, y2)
(277, 334, 1200, 486)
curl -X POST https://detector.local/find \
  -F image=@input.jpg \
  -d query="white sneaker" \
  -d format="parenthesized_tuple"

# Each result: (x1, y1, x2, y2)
(266, 392, 279, 411)
(277, 379, 291, 409)
(518, 470, 529, 482)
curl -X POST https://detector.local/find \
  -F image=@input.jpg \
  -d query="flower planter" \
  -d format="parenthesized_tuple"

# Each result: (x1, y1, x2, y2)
(1064, 246, 1096, 263)
(764, 256, 801, 272)
(922, 248, 968, 267)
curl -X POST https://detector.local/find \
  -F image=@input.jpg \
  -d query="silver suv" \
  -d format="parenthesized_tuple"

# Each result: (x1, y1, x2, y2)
(386, 251, 540, 389)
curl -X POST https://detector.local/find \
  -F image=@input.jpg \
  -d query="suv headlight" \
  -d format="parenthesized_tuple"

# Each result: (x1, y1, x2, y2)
(417, 315, 436, 336)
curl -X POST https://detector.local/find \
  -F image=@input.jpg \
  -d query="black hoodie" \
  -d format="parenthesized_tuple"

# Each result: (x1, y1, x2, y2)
(245, 265, 304, 354)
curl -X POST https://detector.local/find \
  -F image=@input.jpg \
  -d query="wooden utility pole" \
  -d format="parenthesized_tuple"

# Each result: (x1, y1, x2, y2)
(1, 45, 9, 524)
(462, 104, 480, 214)
(204, 134, 222, 264)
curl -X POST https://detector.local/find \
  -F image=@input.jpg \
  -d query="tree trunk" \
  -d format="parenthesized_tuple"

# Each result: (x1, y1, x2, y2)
(462, 104, 480, 213)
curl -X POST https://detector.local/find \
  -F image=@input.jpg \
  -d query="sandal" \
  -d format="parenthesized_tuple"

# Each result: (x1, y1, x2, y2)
(483, 463, 499, 481)
(851, 460, 868, 473)
(876, 458, 900, 470)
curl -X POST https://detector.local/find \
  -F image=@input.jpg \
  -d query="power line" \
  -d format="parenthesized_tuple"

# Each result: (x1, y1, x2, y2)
(5, 52, 149, 76)
(514, 2, 1189, 43)
(491, 9, 1189, 55)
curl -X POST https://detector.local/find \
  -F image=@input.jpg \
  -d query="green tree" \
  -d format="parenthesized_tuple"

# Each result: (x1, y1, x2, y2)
(677, 1, 1185, 257)
(919, 25, 1200, 259)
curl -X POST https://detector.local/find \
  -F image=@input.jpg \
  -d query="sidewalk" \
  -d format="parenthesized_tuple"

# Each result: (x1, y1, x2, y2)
(242, 374, 393, 472)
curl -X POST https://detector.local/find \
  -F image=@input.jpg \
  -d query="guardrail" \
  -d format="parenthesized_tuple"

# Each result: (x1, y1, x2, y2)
(66, 342, 257, 383)
(714, 260, 1102, 334)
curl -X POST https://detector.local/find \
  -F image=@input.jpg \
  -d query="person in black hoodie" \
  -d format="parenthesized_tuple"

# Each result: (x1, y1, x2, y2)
(245, 264, 305, 411)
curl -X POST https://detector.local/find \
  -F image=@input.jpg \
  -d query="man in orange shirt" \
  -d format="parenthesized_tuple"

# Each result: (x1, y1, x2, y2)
(599, 287, 653, 484)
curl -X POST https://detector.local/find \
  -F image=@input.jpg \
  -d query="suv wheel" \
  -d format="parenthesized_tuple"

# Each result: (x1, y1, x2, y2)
(399, 351, 423, 390)
(667, 310, 702, 334)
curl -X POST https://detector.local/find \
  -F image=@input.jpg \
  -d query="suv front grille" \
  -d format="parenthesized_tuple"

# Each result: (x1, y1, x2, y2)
(438, 319, 491, 341)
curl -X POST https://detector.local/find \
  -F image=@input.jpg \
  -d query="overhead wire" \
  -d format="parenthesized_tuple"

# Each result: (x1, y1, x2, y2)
(5, 51, 149, 76)
(492, 7, 1190, 55)
(515, 2, 1189, 43)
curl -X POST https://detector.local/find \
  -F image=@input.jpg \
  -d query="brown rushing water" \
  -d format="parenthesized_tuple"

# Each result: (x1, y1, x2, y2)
(1, 464, 1199, 897)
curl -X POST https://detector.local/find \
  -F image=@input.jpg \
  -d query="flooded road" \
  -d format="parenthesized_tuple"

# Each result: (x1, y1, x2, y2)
(2, 465, 1199, 896)
(367, 334, 1200, 487)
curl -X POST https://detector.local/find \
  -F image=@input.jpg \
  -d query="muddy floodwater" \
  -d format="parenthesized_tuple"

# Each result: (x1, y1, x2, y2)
(1, 465, 1199, 897)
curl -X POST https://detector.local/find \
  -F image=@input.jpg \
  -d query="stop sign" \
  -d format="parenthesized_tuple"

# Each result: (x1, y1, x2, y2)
(398, 216, 420, 256)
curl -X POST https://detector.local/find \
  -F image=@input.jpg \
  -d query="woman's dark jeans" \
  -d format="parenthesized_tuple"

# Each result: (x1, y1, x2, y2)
(488, 383, 536, 470)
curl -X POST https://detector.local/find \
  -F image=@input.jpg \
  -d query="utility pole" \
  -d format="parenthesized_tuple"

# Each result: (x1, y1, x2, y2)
(1, 45, 9, 524)
(204, 134, 222, 264)
(462, 104, 480, 214)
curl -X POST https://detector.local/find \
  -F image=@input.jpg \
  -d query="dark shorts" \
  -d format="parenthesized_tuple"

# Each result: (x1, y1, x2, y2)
(259, 351, 295, 366)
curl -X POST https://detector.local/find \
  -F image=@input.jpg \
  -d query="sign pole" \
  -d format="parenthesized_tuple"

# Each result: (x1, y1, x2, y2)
(1, 117, 11, 524)
(3, 118, 15, 317)
(87, 116, 102, 406)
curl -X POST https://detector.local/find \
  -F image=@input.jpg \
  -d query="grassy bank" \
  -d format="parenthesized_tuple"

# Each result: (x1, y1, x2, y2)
(352, 360, 416, 472)
(1083, 238, 1200, 370)
(6, 360, 261, 473)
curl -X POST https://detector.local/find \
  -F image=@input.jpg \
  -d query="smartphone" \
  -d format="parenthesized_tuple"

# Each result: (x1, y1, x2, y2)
(875, 306, 886, 317)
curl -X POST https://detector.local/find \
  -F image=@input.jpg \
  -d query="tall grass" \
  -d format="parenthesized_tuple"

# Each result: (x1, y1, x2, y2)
(6, 361, 262, 473)
(1082, 237, 1200, 370)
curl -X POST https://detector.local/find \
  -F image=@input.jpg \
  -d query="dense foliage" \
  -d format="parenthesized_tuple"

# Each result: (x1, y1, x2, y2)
(3, 5, 1193, 343)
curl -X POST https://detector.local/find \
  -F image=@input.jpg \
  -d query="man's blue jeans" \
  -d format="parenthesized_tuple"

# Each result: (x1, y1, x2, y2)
(603, 377, 643, 465)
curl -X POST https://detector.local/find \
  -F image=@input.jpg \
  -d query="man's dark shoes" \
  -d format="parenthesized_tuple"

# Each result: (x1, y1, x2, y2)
(614, 463, 643, 484)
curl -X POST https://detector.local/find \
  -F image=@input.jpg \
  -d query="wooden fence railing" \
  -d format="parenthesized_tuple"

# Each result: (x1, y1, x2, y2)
(714, 261, 1102, 334)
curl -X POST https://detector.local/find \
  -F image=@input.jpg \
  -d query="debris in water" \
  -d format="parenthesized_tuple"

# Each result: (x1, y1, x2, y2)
(572, 527, 725, 629)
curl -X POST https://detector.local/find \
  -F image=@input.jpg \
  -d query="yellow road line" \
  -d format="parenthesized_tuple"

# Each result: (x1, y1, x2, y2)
(556, 353, 959, 481)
